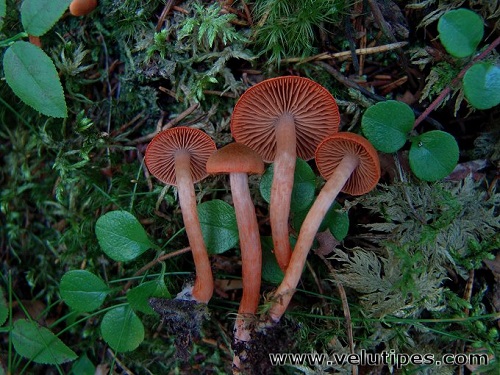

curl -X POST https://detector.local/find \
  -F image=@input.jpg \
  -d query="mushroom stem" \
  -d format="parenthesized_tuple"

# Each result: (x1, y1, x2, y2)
(270, 112, 296, 272)
(231, 172, 262, 317)
(230, 172, 262, 369)
(268, 154, 360, 322)
(175, 150, 214, 304)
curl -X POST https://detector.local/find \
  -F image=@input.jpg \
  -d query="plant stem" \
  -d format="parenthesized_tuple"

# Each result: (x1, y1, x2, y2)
(414, 34, 500, 128)
(270, 112, 296, 272)
(268, 154, 359, 322)
(0, 32, 28, 48)
(175, 150, 213, 303)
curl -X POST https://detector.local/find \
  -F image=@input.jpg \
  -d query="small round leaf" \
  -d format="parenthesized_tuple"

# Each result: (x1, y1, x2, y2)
(409, 131, 459, 181)
(324, 202, 350, 241)
(127, 279, 170, 315)
(260, 158, 316, 212)
(438, 9, 484, 58)
(361, 100, 414, 153)
(21, 0, 72, 37)
(95, 211, 154, 262)
(100, 306, 144, 352)
(198, 200, 239, 254)
(60, 270, 110, 312)
(463, 62, 500, 110)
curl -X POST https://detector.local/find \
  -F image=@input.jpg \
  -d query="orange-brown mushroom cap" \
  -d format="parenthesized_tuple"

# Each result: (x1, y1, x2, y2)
(145, 127, 216, 186)
(315, 133, 380, 196)
(231, 76, 340, 163)
(206, 143, 264, 175)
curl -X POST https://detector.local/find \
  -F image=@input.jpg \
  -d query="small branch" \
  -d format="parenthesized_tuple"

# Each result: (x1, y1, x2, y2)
(122, 247, 191, 293)
(282, 42, 408, 64)
(129, 103, 199, 145)
(414, 34, 500, 128)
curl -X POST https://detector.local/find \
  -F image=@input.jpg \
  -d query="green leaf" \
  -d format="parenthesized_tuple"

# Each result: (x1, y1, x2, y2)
(0, 0, 6, 30)
(292, 201, 350, 241)
(100, 306, 144, 352)
(438, 8, 484, 58)
(260, 158, 316, 213)
(361, 100, 414, 153)
(323, 202, 350, 241)
(95, 210, 154, 262)
(409, 131, 459, 181)
(463, 62, 500, 110)
(11, 319, 77, 364)
(60, 270, 110, 312)
(127, 280, 170, 315)
(198, 200, 239, 254)
(3, 41, 67, 118)
(261, 237, 284, 284)
(21, 0, 72, 36)
(0, 286, 7, 326)
(70, 354, 96, 375)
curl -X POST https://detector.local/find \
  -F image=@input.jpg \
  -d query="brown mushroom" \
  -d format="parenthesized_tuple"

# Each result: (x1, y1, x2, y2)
(206, 143, 264, 370)
(69, 0, 97, 16)
(231, 76, 340, 272)
(145, 127, 216, 304)
(268, 132, 380, 322)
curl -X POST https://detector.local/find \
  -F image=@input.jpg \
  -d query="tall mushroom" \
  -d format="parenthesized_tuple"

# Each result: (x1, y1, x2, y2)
(231, 76, 340, 272)
(145, 127, 216, 304)
(268, 132, 380, 322)
(205, 143, 264, 371)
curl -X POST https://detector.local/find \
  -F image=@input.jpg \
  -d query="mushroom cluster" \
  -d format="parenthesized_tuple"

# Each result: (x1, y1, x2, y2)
(144, 76, 380, 373)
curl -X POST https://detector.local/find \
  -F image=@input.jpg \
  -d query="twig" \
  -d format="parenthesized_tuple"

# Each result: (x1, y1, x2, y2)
(317, 253, 357, 375)
(316, 60, 444, 129)
(414, 34, 500, 128)
(156, 0, 177, 32)
(122, 247, 191, 293)
(282, 42, 408, 63)
(129, 103, 199, 144)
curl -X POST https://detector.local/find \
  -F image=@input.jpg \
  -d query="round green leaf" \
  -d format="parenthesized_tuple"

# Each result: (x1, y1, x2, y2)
(60, 270, 110, 312)
(198, 200, 239, 254)
(361, 100, 414, 153)
(261, 237, 284, 284)
(409, 131, 459, 181)
(100, 306, 144, 352)
(95, 211, 154, 262)
(323, 202, 350, 241)
(463, 62, 500, 110)
(127, 279, 170, 315)
(70, 354, 96, 375)
(259, 158, 316, 213)
(12, 319, 77, 364)
(21, 0, 72, 37)
(437, 8, 484, 58)
(3, 41, 67, 118)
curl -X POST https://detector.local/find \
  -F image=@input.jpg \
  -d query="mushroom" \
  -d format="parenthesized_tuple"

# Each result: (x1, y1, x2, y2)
(205, 143, 264, 370)
(231, 76, 340, 272)
(145, 127, 216, 304)
(268, 132, 380, 322)
(69, 0, 97, 16)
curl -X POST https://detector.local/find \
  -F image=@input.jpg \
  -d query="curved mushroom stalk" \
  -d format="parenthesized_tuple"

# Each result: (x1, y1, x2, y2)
(231, 76, 340, 272)
(268, 133, 380, 323)
(176, 150, 214, 303)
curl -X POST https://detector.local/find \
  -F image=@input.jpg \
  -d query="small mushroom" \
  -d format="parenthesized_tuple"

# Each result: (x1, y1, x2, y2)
(268, 132, 380, 322)
(69, 0, 97, 16)
(206, 143, 264, 369)
(231, 76, 340, 272)
(145, 127, 216, 304)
